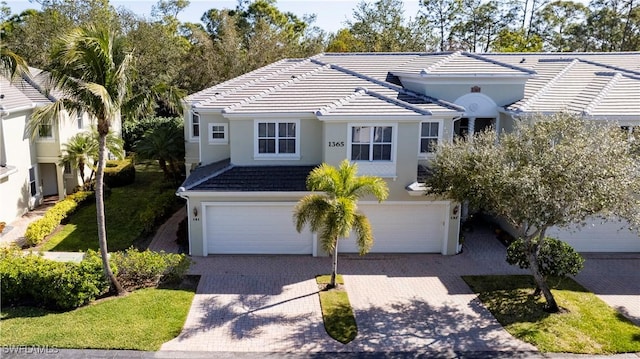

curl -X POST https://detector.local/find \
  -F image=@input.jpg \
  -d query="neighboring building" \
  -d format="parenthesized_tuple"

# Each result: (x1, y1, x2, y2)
(179, 51, 640, 256)
(0, 69, 120, 225)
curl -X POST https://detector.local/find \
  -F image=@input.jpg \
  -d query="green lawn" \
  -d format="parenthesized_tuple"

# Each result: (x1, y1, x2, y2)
(0, 278, 197, 351)
(41, 163, 180, 252)
(463, 275, 640, 354)
(316, 274, 357, 344)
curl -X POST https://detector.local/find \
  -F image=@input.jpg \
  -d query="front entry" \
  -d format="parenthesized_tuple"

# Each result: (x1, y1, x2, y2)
(39, 163, 58, 197)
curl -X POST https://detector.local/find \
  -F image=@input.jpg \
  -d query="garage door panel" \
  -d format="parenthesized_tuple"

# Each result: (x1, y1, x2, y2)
(338, 204, 445, 253)
(206, 204, 312, 255)
(548, 218, 640, 252)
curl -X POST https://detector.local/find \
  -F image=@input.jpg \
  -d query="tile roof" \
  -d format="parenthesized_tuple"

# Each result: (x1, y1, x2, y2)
(0, 68, 55, 112)
(188, 51, 640, 119)
(187, 164, 317, 192)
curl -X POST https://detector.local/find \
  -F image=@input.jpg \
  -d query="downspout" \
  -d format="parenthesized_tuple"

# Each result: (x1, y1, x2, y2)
(176, 187, 192, 256)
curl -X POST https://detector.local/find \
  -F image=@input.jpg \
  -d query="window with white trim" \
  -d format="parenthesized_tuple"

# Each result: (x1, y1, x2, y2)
(208, 123, 228, 144)
(420, 122, 440, 154)
(351, 126, 392, 161)
(190, 112, 200, 139)
(38, 124, 53, 139)
(29, 167, 37, 196)
(77, 111, 84, 129)
(256, 121, 298, 156)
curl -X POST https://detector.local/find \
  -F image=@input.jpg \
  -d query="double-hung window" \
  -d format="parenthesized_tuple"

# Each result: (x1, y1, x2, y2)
(419, 121, 440, 155)
(256, 120, 298, 157)
(208, 123, 228, 144)
(190, 112, 200, 139)
(351, 126, 393, 161)
(38, 124, 53, 140)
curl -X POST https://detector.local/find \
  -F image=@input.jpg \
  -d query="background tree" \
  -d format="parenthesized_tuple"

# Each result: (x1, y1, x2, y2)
(419, 0, 463, 51)
(425, 113, 640, 312)
(28, 25, 134, 295)
(134, 117, 185, 184)
(294, 160, 388, 288)
(330, 0, 427, 52)
(530, 0, 589, 51)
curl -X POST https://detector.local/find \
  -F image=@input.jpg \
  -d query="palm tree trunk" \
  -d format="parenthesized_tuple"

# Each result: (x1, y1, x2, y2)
(96, 131, 125, 295)
(330, 237, 339, 288)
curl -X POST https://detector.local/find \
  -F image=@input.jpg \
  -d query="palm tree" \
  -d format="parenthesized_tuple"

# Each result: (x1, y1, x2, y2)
(294, 159, 389, 288)
(134, 118, 185, 183)
(59, 132, 97, 188)
(59, 128, 124, 189)
(0, 42, 29, 81)
(28, 25, 132, 295)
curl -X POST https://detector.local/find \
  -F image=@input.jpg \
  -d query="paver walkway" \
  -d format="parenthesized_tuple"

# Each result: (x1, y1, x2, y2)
(161, 225, 539, 354)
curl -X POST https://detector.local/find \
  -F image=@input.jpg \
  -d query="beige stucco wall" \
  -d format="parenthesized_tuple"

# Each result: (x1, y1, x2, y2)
(198, 113, 230, 165)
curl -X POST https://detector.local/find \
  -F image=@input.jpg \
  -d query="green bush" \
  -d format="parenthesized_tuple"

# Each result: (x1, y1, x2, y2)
(104, 159, 135, 187)
(24, 191, 93, 246)
(506, 237, 585, 278)
(110, 248, 191, 291)
(0, 249, 109, 310)
(138, 190, 179, 237)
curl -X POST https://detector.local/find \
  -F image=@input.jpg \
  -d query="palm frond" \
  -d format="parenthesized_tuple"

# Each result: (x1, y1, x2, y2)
(352, 213, 373, 255)
(27, 100, 66, 139)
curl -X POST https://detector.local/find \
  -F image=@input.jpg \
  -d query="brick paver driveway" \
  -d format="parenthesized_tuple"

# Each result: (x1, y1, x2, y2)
(161, 225, 639, 354)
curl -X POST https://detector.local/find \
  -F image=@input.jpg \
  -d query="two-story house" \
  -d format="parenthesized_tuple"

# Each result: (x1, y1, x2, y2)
(0, 69, 119, 226)
(178, 51, 640, 256)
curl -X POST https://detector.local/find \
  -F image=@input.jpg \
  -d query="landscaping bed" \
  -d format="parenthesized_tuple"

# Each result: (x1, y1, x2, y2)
(463, 275, 640, 354)
(316, 274, 357, 344)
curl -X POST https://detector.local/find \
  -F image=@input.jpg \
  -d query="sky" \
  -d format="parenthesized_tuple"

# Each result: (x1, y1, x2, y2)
(4, 0, 424, 33)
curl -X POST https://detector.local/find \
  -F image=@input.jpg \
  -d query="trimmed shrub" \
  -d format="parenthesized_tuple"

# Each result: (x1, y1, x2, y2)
(506, 237, 585, 278)
(104, 159, 135, 187)
(139, 190, 179, 237)
(0, 249, 109, 310)
(24, 191, 93, 246)
(110, 248, 191, 291)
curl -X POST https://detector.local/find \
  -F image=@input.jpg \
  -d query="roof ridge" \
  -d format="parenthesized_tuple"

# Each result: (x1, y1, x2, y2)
(421, 51, 460, 74)
(578, 58, 640, 77)
(20, 70, 56, 102)
(519, 59, 579, 112)
(205, 59, 313, 103)
(583, 72, 623, 116)
(316, 88, 367, 115)
(312, 58, 464, 112)
(221, 63, 332, 113)
(463, 52, 537, 75)
(189, 58, 294, 102)
(359, 88, 433, 115)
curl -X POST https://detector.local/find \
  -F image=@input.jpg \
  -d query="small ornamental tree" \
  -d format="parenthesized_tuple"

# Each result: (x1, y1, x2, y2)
(294, 159, 389, 288)
(425, 113, 640, 312)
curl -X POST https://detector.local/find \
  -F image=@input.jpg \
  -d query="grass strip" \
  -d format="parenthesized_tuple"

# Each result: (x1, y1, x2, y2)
(463, 275, 640, 354)
(0, 277, 198, 351)
(316, 274, 357, 344)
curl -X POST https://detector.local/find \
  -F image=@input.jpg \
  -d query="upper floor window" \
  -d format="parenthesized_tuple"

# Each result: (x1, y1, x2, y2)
(420, 121, 440, 155)
(351, 126, 392, 161)
(255, 120, 299, 158)
(208, 123, 228, 145)
(77, 111, 84, 129)
(38, 124, 53, 140)
(190, 112, 200, 139)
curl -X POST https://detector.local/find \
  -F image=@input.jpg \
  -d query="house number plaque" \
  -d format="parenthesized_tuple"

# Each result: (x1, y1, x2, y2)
(328, 141, 345, 147)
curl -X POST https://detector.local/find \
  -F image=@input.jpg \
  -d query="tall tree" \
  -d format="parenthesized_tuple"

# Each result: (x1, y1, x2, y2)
(294, 160, 388, 288)
(134, 118, 185, 183)
(337, 0, 428, 52)
(419, 0, 464, 51)
(530, 0, 589, 51)
(425, 113, 640, 312)
(449, 0, 520, 52)
(28, 25, 134, 295)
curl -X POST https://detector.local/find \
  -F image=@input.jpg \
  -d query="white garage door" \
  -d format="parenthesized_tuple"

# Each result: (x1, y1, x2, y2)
(547, 217, 640, 252)
(205, 203, 313, 255)
(338, 203, 446, 253)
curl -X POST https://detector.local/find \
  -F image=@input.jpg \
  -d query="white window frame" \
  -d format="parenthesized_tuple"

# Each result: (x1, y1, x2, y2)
(418, 120, 443, 158)
(254, 119, 300, 159)
(348, 124, 396, 162)
(208, 123, 228, 145)
(37, 123, 54, 142)
(189, 111, 200, 141)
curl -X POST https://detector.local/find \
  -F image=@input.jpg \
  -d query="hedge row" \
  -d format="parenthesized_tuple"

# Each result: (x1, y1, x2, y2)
(24, 191, 93, 247)
(112, 248, 191, 291)
(104, 159, 135, 187)
(0, 248, 192, 310)
(0, 249, 109, 310)
(138, 189, 180, 237)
